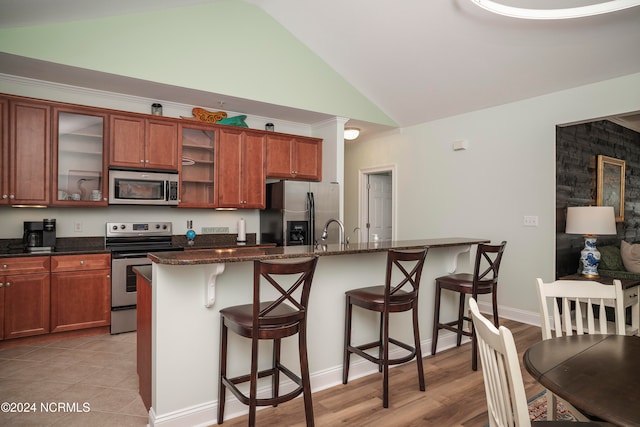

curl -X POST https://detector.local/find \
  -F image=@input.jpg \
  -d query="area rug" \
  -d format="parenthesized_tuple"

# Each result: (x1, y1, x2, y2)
(527, 390, 577, 421)
(483, 390, 577, 426)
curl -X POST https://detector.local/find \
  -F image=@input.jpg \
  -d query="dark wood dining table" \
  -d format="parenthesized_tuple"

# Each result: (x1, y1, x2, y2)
(523, 334, 640, 426)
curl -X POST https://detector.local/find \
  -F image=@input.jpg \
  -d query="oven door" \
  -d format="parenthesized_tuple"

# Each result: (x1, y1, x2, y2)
(111, 256, 150, 308)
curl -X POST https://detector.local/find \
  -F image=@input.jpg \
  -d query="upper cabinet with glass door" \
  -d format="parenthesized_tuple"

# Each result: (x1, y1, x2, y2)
(52, 107, 108, 206)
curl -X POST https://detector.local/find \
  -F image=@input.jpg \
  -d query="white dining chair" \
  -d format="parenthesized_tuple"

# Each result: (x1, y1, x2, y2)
(535, 278, 625, 422)
(469, 297, 606, 427)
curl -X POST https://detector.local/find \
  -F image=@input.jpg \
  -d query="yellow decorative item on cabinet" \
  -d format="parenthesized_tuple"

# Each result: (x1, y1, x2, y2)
(188, 107, 227, 123)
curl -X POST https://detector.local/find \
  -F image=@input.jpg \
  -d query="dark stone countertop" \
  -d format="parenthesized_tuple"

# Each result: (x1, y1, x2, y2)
(0, 237, 108, 258)
(0, 234, 264, 258)
(148, 237, 489, 265)
(172, 233, 257, 249)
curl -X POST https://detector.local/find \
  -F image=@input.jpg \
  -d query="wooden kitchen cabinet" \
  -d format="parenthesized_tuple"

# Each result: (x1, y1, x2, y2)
(266, 134, 322, 181)
(216, 127, 266, 209)
(179, 123, 217, 207)
(110, 114, 179, 171)
(0, 281, 4, 340)
(136, 266, 152, 410)
(1, 256, 50, 340)
(53, 106, 108, 206)
(50, 254, 111, 333)
(2, 99, 51, 205)
(0, 98, 7, 205)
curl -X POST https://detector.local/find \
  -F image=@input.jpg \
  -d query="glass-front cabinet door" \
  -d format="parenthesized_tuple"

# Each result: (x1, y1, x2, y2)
(53, 107, 108, 206)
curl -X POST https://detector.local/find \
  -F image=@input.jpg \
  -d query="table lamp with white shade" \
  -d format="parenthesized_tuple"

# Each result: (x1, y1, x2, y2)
(565, 206, 617, 277)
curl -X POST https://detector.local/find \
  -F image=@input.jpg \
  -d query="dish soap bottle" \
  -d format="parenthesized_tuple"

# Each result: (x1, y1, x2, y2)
(186, 220, 196, 247)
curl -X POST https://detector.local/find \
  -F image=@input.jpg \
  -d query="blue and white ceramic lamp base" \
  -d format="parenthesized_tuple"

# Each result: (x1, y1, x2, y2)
(579, 236, 601, 277)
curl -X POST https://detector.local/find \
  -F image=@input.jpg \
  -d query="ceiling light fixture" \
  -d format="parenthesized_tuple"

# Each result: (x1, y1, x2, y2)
(469, 0, 640, 19)
(344, 128, 360, 141)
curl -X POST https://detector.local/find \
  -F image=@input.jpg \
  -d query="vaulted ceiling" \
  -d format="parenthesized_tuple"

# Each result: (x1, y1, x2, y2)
(1, 0, 639, 133)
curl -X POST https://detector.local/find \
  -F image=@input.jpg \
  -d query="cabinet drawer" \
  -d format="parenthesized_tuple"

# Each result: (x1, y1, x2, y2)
(0, 256, 50, 274)
(51, 254, 111, 272)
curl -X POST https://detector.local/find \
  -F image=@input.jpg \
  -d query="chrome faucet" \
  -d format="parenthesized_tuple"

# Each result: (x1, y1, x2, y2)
(321, 218, 345, 245)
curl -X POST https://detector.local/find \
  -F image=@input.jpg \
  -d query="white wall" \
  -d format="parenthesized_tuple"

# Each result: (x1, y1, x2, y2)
(345, 73, 640, 314)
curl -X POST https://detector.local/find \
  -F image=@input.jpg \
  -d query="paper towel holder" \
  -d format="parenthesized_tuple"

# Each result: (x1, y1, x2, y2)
(237, 218, 247, 245)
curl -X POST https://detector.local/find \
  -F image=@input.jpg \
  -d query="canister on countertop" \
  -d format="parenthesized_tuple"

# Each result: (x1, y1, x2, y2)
(237, 218, 246, 245)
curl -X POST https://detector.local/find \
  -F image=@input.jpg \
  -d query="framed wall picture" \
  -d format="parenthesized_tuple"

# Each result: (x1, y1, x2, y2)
(597, 155, 625, 222)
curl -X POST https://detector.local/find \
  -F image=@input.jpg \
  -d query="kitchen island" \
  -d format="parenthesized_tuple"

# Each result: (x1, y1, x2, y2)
(144, 237, 488, 427)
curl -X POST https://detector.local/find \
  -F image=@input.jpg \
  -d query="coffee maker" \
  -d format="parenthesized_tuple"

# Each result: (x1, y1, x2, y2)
(23, 219, 56, 253)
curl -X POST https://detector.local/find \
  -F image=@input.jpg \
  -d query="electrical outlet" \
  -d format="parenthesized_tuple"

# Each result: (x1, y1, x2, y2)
(202, 226, 230, 234)
(74, 221, 83, 232)
(523, 216, 539, 227)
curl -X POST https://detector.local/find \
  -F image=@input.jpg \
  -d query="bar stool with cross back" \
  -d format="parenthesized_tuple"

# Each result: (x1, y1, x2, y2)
(342, 248, 429, 408)
(431, 241, 506, 371)
(217, 256, 319, 426)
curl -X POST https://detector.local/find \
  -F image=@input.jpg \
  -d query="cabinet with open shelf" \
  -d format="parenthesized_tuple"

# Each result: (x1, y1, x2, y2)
(179, 123, 217, 208)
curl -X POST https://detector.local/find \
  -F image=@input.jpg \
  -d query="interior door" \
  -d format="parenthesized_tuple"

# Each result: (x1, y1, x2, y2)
(367, 173, 392, 242)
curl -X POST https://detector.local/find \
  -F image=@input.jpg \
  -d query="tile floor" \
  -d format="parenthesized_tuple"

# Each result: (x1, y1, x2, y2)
(0, 332, 148, 426)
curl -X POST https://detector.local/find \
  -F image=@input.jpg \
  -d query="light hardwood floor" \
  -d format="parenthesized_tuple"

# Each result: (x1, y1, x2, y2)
(219, 319, 545, 427)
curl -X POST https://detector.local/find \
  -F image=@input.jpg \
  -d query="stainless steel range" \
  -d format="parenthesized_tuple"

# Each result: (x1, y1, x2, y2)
(106, 222, 182, 334)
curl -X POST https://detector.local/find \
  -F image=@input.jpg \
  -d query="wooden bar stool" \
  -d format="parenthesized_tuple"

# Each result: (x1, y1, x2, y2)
(431, 241, 506, 371)
(342, 248, 428, 408)
(217, 256, 319, 426)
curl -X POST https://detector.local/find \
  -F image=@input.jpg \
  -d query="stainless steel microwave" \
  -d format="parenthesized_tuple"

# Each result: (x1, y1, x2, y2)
(108, 170, 179, 205)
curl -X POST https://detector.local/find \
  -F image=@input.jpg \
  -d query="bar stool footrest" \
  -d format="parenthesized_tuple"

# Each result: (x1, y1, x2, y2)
(348, 337, 418, 366)
(222, 363, 304, 407)
(437, 319, 473, 337)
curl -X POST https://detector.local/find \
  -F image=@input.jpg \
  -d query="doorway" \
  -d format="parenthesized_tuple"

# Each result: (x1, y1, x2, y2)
(359, 166, 395, 243)
(555, 111, 640, 277)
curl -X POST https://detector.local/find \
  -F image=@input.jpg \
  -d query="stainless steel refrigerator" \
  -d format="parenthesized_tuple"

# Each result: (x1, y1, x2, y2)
(260, 181, 340, 246)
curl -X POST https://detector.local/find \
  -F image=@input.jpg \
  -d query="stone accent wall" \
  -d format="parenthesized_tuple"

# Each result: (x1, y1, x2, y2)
(556, 120, 640, 277)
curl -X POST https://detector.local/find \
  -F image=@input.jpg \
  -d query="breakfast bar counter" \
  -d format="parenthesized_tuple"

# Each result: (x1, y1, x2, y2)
(149, 237, 488, 264)
(145, 237, 488, 426)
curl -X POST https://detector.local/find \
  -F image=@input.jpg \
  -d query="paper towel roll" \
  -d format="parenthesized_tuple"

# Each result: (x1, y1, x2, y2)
(237, 218, 246, 243)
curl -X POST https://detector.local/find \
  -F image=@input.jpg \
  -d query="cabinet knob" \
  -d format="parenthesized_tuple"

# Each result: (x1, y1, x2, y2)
(0, 283, 3, 287)
(9, 194, 15, 199)
(5, 282, 10, 287)
(145, 160, 150, 163)
(140, 159, 145, 163)
(2, 264, 7, 269)
(80, 260, 85, 265)
(1, 194, 7, 199)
